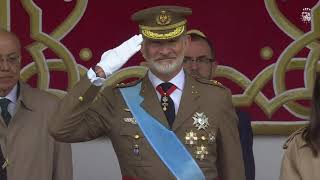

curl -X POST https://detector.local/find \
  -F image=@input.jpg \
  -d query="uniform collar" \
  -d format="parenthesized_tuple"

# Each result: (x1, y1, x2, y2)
(148, 69, 185, 91)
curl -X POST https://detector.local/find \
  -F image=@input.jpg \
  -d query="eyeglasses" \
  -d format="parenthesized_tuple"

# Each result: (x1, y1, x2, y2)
(0, 55, 20, 65)
(183, 57, 214, 65)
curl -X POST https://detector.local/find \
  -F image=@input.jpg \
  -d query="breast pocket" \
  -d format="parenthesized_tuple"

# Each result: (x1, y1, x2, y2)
(119, 125, 152, 166)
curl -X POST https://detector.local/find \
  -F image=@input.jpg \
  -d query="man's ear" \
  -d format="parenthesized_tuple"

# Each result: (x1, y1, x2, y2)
(211, 61, 218, 79)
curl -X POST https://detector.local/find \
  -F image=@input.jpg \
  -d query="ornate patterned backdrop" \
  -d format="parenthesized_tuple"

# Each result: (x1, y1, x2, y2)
(0, 0, 319, 134)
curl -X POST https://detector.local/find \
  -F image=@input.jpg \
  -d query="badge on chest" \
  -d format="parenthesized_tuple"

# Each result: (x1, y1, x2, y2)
(184, 112, 216, 160)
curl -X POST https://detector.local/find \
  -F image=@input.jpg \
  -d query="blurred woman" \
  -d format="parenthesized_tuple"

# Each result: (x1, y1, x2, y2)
(280, 73, 320, 180)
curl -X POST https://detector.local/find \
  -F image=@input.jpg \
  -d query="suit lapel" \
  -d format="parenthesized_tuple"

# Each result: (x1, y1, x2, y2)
(139, 76, 170, 129)
(7, 82, 33, 127)
(172, 74, 200, 131)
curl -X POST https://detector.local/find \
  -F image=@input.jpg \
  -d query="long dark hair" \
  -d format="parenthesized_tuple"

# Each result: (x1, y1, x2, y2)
(303, 73, 320, 156)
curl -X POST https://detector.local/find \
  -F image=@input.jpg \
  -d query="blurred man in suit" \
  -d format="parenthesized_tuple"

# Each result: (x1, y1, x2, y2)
(183, 29, 255, 180)
(0, 29, 73, 180)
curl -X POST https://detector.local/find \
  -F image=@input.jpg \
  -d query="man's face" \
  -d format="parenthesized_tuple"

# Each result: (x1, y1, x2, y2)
(141, 36, 190, 78)
(183, 39, 216, 79)
(0, 33, 21, 94)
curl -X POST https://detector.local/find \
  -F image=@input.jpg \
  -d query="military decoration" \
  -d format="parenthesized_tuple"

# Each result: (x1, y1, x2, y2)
(185, 130, 198, 145)
(123, 117, 137, 125)
(132, 134, 140, 155)
(156, 10, 171, 25)
(208, 132, 216, 144)
(133, 144, 139, 155)
(195, 145, 208, 160)
(161, 96, 169, 111)
(192, 112, 209, 130)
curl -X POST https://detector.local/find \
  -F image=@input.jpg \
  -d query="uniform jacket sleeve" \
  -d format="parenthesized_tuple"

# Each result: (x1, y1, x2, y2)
(49, 76, 113, 143)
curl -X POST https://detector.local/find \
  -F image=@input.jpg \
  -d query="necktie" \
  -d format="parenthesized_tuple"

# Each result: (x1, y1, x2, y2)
(0, 146, 7, 180)
(0, 98, 11, 126)
(156, 82, 177, 128)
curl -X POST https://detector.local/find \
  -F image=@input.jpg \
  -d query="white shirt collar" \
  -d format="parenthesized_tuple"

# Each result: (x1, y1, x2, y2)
(0, 84, 18, 104)
(148, 69, 185, 90)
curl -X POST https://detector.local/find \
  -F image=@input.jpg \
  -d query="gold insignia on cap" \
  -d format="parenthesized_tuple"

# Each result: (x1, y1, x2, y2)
(142, 25, 185, 40)
(132, 6, 192, 40)
(156, 10, 171, 25)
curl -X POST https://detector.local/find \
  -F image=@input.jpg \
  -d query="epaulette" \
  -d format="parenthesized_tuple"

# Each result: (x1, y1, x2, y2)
(283, 127, 307, 149)
(195, 78, 226, 89)
(114, 78, 143, 88)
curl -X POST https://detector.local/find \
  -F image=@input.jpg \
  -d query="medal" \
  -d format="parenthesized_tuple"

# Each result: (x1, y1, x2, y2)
(123, 117, 137, 125)
(133, 144, 139, 155)
(208, 132, 216, 144)
(195, 145, 208, 160)
(156, 84, 177, 111)
(161, 96, 169, 111)
(132, 134, 140, 155)
(185, 130, 198, 145)
(192, 112, 209, 130)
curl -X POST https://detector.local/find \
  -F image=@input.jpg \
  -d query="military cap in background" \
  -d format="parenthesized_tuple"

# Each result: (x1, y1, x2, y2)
(186, 29, 207, 38)
(131, 6, 192, 40)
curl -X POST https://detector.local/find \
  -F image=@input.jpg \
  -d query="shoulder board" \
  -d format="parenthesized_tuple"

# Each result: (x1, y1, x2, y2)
(195, 78, 225, 89)
(114, 78, 143, 88)
(283, 127, 307, 149)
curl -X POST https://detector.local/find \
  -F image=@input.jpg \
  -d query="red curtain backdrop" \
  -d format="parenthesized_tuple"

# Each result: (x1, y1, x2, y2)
(6, 0, 319, 121)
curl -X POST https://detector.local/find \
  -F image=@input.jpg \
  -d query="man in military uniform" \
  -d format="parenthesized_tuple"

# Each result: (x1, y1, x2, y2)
(49, 5, 245, 180)
(184, 29, 255, 180)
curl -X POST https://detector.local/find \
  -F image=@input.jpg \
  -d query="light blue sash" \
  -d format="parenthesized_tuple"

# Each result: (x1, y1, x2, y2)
(120, 82, 205, 180)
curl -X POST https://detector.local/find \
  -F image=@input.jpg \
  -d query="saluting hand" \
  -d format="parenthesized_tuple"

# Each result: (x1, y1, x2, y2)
(95, 34, 143, 77)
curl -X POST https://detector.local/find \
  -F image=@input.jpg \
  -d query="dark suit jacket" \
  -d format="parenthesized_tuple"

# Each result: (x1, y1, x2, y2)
(237, 110, 255, 180)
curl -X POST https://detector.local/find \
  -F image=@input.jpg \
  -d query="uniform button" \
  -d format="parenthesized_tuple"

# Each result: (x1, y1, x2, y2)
(134, 134, 140, 139)
(78, 96, 84, 101)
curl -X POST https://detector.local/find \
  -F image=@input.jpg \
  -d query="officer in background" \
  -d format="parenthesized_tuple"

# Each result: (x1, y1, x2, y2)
(184, 29, 255, 180)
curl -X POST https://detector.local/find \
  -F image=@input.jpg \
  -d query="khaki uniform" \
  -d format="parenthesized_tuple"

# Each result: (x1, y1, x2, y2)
(49, 72, 245, 180)
(0, 82, 73, 180)
(280, 128, 320, 180)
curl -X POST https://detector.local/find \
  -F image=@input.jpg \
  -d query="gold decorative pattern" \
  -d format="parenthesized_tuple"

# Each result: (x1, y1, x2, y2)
(156, 10, 171, 25)
(0, 0, 10, 30)
(79, 48, 92, 61)
(2, 1, 319, 135)
(20, 0, 88, 92)
(139, 20, 186, 31)
(142, 26, 185, 40)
